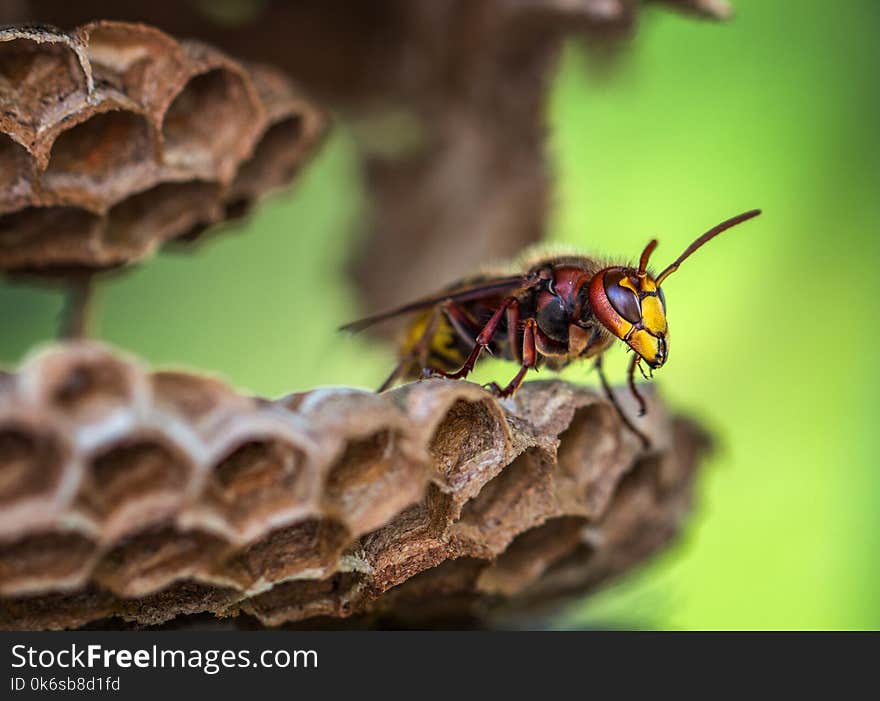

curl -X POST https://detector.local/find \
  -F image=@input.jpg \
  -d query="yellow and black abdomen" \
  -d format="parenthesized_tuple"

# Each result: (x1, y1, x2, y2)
(397, 309, 468, 378)
(396, 290, 519, 379)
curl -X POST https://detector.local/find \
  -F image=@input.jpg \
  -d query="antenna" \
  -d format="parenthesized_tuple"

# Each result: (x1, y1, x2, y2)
(638, 239, 658, 276)
(655, 209, 762, 285)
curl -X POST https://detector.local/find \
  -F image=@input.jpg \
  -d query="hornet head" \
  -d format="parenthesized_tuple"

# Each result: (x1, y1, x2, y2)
(587, 209, 762, 368)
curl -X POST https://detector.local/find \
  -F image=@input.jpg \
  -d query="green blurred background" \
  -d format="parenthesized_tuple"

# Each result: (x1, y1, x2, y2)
(1, 0, 877, 629)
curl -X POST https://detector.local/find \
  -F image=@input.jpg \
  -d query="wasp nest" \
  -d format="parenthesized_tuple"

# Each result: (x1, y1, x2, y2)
(0, 21, 326, 275)
(4, 2, 732, 305)
(0, 343, 709, 630)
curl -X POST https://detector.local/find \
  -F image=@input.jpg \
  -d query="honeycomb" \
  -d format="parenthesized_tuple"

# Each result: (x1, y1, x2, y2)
(0, 343, 709, 629)
(0, 22, 326, 274)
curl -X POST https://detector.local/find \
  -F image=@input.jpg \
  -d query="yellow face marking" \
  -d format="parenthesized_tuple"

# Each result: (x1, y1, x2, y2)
(640, 295, 667, 334)
(619, 276, 640, 295)
(639, 277, 657, 292)
(615, 274, 667, 335)
(627, 328, 663, 367)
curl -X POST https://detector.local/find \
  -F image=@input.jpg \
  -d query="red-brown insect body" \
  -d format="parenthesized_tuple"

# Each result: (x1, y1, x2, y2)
(341, 209, 762, 447)
(531, 264, 612, 363)
(400, 259, 614, 380)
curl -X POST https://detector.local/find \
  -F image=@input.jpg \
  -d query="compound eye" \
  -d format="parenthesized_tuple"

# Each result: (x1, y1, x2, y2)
(603, 270, 641, 324)
(658, 286, 666, 311)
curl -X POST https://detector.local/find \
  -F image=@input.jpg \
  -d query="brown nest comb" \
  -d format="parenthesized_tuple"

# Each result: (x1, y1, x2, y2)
(0, 343, 709, 630)
(0, 21, 326, 275)
(2, 2, 733, 308)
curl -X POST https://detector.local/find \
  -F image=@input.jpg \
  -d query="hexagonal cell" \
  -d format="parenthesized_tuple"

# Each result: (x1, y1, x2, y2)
(228, 115, 304, 208)
(556, 402, 624, 515)
(220, 518, 351, 591)
(428, 398, 506, 491)
(92, 526, 227, 598)
(357, 483, 454, 591)
(379, 556, 488, 613)
(0, 22, 326, 277)
(204, 438, 305, 532)
(42, 110, 156, 210)
(82, 22, 184, 110)
(151, 371, 247, 426)
(162, 68, 259, 179)
(40, 351, 135, 423)
(615, 454, 664, 501)
(322, 429, 423, 535)
(0, 532, 98, 596)
(477, 516, 588, 596)
(78, 436, 193, 537)
(0, 36, 91, 146)
(0, 206, 102, 271)
(0, 135, 35, 213)
(0, 425, 66, 511)
(521, 538, 598, 601)
(455, 447, 557, 555)
(103, 180, 223, 258)
(523, 455, 673, 600)
(584, 452, 683, 568)
(243, 572, 365, 626)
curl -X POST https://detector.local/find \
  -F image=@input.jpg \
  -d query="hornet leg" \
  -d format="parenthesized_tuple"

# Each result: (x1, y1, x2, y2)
(423, 296, 516, 382)
(595, 354, 650, 449)
(377, 305, 442, 392)
(484, 317, 537, 398)
(627, 353, 648, 417)
(442, 299, 484, 348)
(506, 299, 522, 364)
